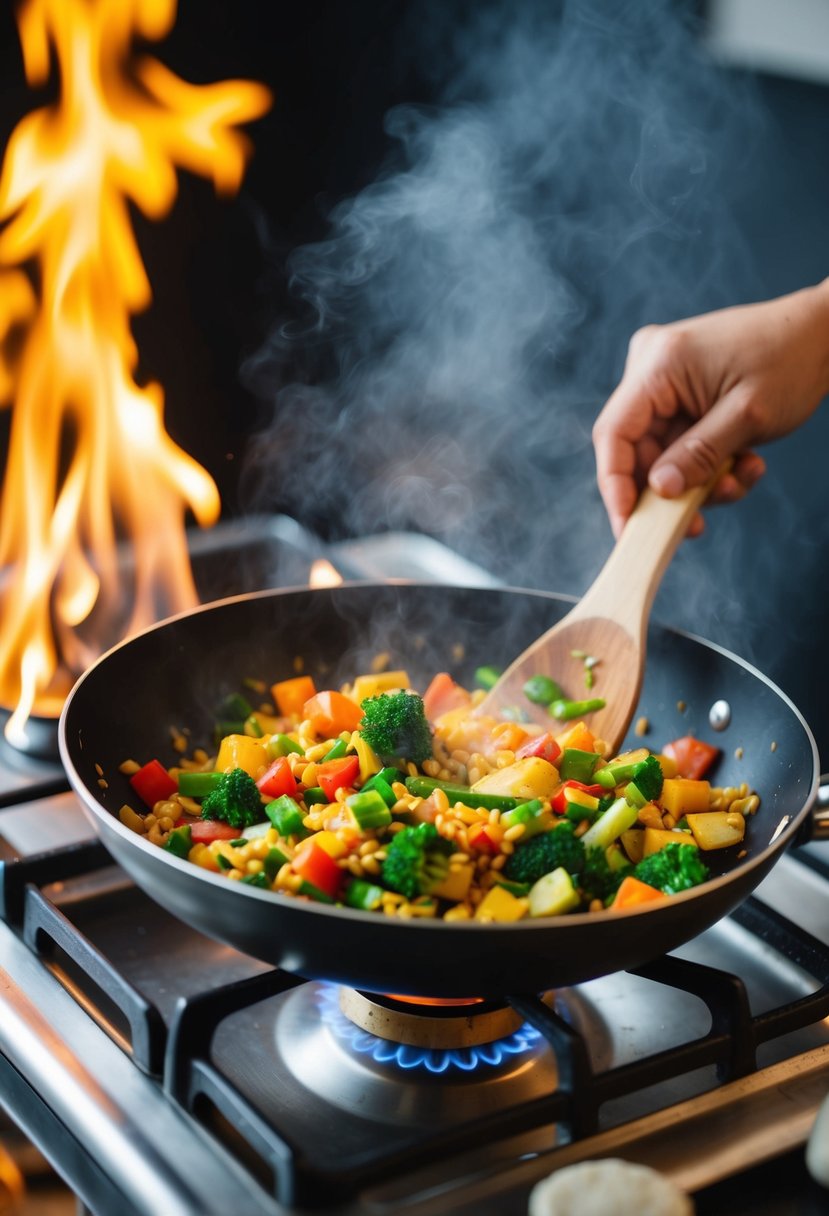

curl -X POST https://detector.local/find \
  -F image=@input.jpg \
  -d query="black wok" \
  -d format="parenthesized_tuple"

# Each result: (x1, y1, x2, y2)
(59, 583, 819, 998)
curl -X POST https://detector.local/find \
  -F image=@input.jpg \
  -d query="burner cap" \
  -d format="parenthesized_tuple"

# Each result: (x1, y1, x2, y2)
(339, 989, 524, 1049)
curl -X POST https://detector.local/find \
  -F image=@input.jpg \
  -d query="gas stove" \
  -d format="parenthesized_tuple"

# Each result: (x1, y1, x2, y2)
(1, 520, 829, 1216)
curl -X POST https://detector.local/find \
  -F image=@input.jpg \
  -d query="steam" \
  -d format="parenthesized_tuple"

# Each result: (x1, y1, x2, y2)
(243, 0, 770, 641)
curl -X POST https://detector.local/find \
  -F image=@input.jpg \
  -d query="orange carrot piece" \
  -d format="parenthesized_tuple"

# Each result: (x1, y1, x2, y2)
(422, 672, 471, 720)
(302, 690, 364, 736)
(272, 675, 317, 718)
(555, 720, 596, 753)
(611, 875, 667, 910)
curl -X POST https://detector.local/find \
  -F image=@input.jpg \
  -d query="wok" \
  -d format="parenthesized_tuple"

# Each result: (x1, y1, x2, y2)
(59, 583, 819, 999)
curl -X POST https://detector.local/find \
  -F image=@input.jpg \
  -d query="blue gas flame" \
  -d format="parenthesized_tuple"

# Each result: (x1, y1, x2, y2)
(317, 984, 541, 1074)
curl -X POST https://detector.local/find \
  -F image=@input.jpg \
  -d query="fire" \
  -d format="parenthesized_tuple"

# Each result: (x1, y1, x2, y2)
(0, 0, 271, 746)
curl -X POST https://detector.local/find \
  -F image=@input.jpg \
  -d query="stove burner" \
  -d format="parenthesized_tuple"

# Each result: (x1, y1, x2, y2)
(338, 988, 524, 1050)
(332, 987, 540, 1074)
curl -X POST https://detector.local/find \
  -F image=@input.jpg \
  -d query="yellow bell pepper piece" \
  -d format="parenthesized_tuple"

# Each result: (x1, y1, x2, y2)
(215, 733, 269, 779)
(431, 862, 474, 902)
(475, 884, 528, 922)
(351, 731, 383, 782)
(311, 830, 348, 859)
(352, 671, 411, 702)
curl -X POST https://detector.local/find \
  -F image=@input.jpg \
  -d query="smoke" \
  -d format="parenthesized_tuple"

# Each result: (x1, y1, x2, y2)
(242, 0, 770, 634)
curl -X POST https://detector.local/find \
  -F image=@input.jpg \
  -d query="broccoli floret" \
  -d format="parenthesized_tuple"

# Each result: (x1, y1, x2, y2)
(381, 823, 453, 900)
(633, 842, 709, 894)
(580, 847, 632, 902)
(503, 821, 586, 886)
(201, 767, 265, 829)
(630, 755, 664, 802)
(360, 690, 433, 765)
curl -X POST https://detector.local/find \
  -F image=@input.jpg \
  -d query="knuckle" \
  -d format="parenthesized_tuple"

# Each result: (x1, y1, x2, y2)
(684, 433, 721, 477)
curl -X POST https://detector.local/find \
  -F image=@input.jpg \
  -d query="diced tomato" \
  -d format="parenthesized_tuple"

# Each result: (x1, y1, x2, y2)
(256, 756, 297, 800)
(467, 821, 504, 854)
(317, 755, 360, 801)
(302, 690, 364, 737)
(422, 672, 472, 721)
(189, 820, 245, 843)
(271, 675, 318, 718)
(662, 735, 720, 780)
(551, 780, 604, 814)
(129, 759, 177, 808)
(516, 732, 562, 765)
(292, 838, 344, 899)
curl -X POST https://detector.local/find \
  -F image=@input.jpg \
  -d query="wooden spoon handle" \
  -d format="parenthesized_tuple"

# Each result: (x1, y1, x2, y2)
(572, 470, 725, 639)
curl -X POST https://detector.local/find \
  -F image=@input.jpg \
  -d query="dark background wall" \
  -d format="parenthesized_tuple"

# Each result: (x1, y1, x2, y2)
(1, 0, 829, 761)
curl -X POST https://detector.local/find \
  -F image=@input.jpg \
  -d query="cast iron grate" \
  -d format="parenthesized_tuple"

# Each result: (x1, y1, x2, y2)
(8, 830, 829, 1210)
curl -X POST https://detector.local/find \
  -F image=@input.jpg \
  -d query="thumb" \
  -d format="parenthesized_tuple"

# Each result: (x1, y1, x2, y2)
(647, 387, 753, 497)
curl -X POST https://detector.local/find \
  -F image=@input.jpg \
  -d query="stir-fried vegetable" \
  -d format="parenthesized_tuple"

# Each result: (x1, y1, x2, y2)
(118, 663, 760, 921)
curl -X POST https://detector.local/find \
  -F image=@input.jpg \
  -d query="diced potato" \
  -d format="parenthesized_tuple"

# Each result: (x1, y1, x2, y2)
(352, 671, 411, 702)
(608, 747, 649, 767)
(475, 884, 528, 922)
(642, 827, 696, 857)
(660, 777, 711, 817)
(685, 812, 745, 850)
(621, 828, 645, 864)
(528, 867, 581, 918)
(214, 733, 269, 778)
(431, 862, 474, 902)
(471, 757, 559, 801)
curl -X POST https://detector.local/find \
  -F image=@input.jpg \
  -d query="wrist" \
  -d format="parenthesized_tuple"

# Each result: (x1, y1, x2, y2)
(807, 278, 829, 398)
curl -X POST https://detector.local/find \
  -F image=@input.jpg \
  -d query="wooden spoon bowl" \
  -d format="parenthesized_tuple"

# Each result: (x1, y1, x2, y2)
(476, 477, 721, 755)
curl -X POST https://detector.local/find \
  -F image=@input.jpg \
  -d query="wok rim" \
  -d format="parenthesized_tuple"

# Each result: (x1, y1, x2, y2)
(58, 580, 820, 932)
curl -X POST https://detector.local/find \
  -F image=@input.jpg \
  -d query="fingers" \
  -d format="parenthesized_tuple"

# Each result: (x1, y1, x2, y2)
(646, 385, 765, 499)
(593, 370, 664, 539)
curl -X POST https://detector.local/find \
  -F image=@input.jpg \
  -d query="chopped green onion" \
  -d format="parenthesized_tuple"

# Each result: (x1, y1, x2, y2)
(322, 738, 348, 761)
(549, 697, 606, 721)
(344, 879, 385, 910)
(404, 776, 517, 812)
(267, 733, 305, 759)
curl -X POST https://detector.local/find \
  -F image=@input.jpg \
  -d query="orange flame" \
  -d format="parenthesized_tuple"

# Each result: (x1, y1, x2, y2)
(0, 0, 271, 745)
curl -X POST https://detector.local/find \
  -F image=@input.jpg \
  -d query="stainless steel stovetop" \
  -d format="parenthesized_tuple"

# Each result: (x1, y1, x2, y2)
(1, 518, 829, 1216)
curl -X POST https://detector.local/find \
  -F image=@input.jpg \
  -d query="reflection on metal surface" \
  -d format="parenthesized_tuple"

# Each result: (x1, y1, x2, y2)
(708, 699, 732, 731)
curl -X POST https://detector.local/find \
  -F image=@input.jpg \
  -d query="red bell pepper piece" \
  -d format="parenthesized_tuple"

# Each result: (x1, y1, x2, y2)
(515, 732, 562, 765)
(467, 821, 503, 854)
(129, 759, 177, 808)
(188, 820, 245, 843)
(662, 736, 720, 780)
(317, 755, 360, 801)
(256, 756, 297, 800)
(292, 838, 344, 899)
(551, 780, 604, 814)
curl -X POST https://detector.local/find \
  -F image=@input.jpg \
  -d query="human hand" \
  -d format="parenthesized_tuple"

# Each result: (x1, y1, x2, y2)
(592, 280, 829, 538)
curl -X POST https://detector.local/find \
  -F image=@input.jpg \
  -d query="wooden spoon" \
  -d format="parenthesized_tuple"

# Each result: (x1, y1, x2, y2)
(476, 475, 722, 755)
